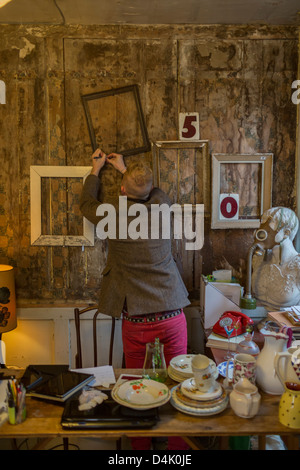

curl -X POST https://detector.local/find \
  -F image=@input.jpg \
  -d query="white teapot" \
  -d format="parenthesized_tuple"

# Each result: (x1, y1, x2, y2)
(229, 378, 261, 418)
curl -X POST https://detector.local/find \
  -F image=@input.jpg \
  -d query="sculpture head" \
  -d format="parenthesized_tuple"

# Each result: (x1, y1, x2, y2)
(254, 207, 299, 250)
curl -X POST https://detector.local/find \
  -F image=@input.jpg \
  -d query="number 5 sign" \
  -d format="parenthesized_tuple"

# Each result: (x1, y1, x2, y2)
(179, 113, 200, 140)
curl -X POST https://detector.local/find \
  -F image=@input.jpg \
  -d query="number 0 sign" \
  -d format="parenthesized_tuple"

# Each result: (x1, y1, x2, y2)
(179, 113, 200, 140)
(219, 194, 239, 220)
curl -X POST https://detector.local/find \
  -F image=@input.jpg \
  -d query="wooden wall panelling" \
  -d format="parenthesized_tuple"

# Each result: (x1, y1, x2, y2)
(142, 39, 178, 142)
(0, 26, 297, 304)
(152, 141, 209, 294)
(296, 30, 300, 254)
(178, 37, 297, 283)
(63, 38, 179, 302)
(0, 33, 53, 301)
(0, 33, 19, 269)
(260, 39, 298, 209)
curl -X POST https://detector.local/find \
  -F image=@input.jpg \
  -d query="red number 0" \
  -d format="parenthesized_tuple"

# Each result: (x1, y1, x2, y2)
(182, 116, 197, 138)
(220, 196, 238, 218)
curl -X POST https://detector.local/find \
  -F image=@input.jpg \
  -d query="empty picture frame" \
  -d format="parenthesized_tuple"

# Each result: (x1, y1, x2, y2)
(82, 84, 151, 156)
(211, 153, 273, 229)
(152, 140, 210, 214)
(30, 166, 94, 246)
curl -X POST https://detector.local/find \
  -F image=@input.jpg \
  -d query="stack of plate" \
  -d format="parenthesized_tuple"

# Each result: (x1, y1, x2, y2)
(168, 354, 219, 382)
(111, 378, 170, 410)
(170, 378, 228, 417)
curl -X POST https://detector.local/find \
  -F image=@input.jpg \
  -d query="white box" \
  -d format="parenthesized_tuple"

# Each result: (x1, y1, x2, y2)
(200, 277, 242, 329)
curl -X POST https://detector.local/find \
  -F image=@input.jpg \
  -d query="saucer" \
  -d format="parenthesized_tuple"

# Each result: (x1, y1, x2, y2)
(181, 378, 222, 401)
(169, 354, 195, 375)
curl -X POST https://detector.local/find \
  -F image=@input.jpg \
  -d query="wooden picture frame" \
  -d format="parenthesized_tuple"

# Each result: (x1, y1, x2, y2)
(81, 84, 151, 156)
(152, 140, 210, 214)
(211, 153, 273, 229)
(30, 166, 94, 246)
(152, 140, 209, 296)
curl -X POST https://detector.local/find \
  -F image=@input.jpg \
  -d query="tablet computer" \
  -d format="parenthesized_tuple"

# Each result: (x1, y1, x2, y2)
(28, 370, 94, 402)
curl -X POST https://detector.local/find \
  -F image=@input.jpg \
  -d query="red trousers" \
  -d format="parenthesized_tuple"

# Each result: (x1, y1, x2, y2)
(122, 310, 188, 368)
(122, 310, 190, 450)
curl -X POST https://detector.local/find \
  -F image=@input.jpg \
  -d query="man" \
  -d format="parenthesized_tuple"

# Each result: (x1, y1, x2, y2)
(80, 148, 190, 450)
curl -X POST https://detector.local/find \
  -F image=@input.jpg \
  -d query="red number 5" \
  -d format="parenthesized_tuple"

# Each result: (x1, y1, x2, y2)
(181, 115, 197, 138)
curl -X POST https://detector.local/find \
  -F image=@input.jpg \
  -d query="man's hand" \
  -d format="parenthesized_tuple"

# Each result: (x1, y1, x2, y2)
(107, 153, 127, 174)
(91, 148, 107, 176)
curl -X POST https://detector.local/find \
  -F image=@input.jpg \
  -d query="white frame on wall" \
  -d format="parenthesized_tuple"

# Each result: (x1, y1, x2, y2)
(211, 153, 273, 229)
(30, 165, 94, 246)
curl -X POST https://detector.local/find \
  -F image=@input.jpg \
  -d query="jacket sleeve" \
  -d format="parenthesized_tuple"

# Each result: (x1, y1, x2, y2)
(80, 174, 101, 225)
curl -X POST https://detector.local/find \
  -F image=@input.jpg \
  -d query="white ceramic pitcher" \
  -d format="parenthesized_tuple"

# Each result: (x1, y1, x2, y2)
(256, 324, 291, 395)
(274, 347, 300, 387)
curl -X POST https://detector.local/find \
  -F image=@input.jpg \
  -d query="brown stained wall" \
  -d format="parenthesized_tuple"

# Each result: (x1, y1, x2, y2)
(0, 24, 298, 305)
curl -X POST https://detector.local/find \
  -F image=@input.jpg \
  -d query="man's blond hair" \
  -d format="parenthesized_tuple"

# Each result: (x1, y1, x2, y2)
(122, 162, 153, 199)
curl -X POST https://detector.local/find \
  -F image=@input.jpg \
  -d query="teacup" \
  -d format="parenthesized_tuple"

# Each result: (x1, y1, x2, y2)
(232, 353, 256, 385)
(191, 354, 216, 392)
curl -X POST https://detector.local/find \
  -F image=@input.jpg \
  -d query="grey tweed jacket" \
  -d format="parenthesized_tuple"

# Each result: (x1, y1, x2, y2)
(80, 174, 190, 318)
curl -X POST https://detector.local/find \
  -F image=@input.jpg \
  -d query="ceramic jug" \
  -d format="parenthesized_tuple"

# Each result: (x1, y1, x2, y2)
(256, 324, 291, 395)
(229, 377, 261, 418)
(279, 382, 300, 429)
(274, 347, 300, 387)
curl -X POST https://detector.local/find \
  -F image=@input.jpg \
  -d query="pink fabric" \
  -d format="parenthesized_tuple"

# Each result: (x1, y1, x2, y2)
(122, 311, 190, 451)
(122, 310, 188, 368)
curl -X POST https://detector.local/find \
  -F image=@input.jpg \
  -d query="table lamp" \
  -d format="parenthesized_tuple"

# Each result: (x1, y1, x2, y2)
(0, 265, 17, 368)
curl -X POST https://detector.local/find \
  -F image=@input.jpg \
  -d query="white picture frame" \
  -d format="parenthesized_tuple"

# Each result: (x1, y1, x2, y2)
(211, 153, 273, 229)
(30, 166, 94, 246)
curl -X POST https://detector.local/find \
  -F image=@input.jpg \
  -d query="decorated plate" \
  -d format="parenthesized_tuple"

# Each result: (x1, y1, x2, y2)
(111, 379, 170, 410)
(174, 384, 227, 409)
(169, 355, 195, 375)
(217, 360, 234, 379)
(170, 386, 228, 417)
(181, 378, 222, 401)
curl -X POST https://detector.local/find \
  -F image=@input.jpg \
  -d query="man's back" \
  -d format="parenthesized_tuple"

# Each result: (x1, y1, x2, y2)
(80, 175, 190, 317)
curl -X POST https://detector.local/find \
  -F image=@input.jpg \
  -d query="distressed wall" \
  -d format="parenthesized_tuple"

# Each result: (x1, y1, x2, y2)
(0, 24, 298, 305)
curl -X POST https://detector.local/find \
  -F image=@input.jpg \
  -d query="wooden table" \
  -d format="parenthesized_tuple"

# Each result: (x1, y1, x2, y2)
(0, 367, 299, 450)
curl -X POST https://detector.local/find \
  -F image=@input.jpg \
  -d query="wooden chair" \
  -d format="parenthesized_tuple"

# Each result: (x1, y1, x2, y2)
(74, 306, 116, 368)
(73, 305, 122, 450)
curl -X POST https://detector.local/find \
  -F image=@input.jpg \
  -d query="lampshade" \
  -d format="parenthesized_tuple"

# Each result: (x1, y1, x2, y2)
(0, 265, 17, 334)
(0, 1, 13, 8)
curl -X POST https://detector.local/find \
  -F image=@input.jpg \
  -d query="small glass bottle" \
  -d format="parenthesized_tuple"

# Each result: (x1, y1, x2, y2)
(143, 337, 168, 383)
(236, 332, 260, 358)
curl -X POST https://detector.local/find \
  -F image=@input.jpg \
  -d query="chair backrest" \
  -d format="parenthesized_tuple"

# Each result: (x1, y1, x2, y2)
(74, 306, 116, 368)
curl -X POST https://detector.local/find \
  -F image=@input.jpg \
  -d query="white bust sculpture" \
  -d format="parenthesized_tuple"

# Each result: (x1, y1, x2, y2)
(252, 207, 300, 311)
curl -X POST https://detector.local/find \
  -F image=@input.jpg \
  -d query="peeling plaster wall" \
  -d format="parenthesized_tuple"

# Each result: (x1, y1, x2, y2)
(0, 24, 298, 305)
